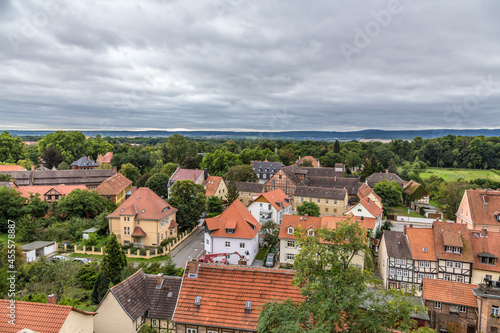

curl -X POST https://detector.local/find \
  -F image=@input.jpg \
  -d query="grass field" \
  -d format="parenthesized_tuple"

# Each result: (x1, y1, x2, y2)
(419, 167, 500, 182)
(388, 206, 425, 218)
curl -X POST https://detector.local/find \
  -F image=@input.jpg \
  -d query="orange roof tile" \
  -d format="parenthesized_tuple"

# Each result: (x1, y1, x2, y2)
(254, 189, 291, 211)
(107, 187, 177, 220)
(357, 183, 382, 203)
(132, 226, 147, 237)
(203, 176, 223, 197)
(406, 228, 436, 261)
(0, 164, 26, 171)
(97, 152, 113, 164)
(95, 173, 132, 196)
(345, 197, 383, 218)
(469, 229, 500, 273)
(464, 189, 500, 226)
(172, 263, 303, 331)
(422, 279, 477, 308)
(296, 155, 319, 167)
(170, 169, 204, 182)
(0, 299, 95, 333)
(434, 221, 473, 263)
(17, 185, 88, 199)
(203, 200, 260, 239)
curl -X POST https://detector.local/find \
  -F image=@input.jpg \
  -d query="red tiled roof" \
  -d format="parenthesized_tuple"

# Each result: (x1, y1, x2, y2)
(322, 215, 377, 231)
(107, 187, 177, 220)
(203, 200, 260, 239)
(96, 173, 132, 196)
(422, 279, 477, 308)
(406, 228, 436, 261)
(357, 183, 382, 203)
(296, 155, 319, 167)
(0, 164, 26, 171)
(345, 197, 383, 218)
(97, 152, 113, 164)
(17, 184, 88, 199)
(131, 226, 147, 237)
(173, 263, 303, 331)
(469, 229, 500, 273)
(170, 169, 204, 182)
(403, 180, 428, 197)
(254, 189, 291, 211)
(434, 221, 473, 263)
(0, 299, 95, 333)
(203, 176, 223, 197)
(464, 189, 500, 226)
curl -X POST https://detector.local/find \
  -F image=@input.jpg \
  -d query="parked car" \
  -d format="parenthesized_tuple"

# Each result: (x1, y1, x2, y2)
(51, 255, 69, 263)
(265, 252, 276, 267)
(73, 258, 91, 264)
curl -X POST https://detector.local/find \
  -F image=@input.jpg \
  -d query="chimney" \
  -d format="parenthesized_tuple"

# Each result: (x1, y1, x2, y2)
(481, 227, 488, 237)
(304, 214, 308, 221)
(156, 273, 164, 289)
(385, 169, 389, 173)
(113, 166, 118, 173)
(31, 165, 35, 171)
(47, 294, 56, 304)
(403, 225, 407, 235)
(188, 261, 200, 278)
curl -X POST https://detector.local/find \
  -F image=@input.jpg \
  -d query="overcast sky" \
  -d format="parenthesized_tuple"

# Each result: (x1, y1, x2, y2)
(0, 0, 499, 132)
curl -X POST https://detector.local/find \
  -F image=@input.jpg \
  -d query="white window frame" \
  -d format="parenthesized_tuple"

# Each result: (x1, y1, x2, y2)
(225, 241, 230, 248)
(457, 275, 465, 283)
(403, 270, 409, 277)
(390, 268, 395, 276)
(454, 262, 462, 269)
(492, 305, 500, 316)
(419, 261, 425, 268)
(425, 261, 431, 268)
(446, 261, 453, 268)
(418, 273, 424, 281)
(286, 253, 295, 261)
(426, 274, 433, 279)
(287, 227, 294, 235)
(187, 329, 197, 333)
(239, 242, 245, 249)
(434, 301, 442, 309)
(397, 269, 402, 277)
(287, 240, 296, 248)
(444, 273, 452, 281)
(459, 305, 467, 313)
(307, 229, 314, 236)
(395, 258, 401, 265)
(401, 259, 407, 265)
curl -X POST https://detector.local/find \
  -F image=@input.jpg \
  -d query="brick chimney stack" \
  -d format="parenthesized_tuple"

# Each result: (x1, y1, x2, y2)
(47, 294, 56, 304)
(156, 273, 164, 289)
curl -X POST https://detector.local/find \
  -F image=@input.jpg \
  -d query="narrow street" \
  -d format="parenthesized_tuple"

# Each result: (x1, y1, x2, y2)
(170, 227, 205, 268)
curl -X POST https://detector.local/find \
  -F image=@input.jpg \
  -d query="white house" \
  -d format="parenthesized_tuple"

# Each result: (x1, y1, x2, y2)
(247, 189, 292, 226)
(345, 197, 384, 234)
(22, 241, 57, 262)
(203, 200, 261, 265)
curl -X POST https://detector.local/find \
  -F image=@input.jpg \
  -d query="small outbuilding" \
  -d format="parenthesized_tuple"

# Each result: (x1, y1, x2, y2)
(22, 241, 57, 262)
(82, 227, 99, 239)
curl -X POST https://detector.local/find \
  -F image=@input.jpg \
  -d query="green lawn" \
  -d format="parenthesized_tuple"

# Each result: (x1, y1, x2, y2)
(364, 250, 375, 272)
(388, 206, 425, 218)
(419, 167, 500, 182)
(255, 248, 268, 261)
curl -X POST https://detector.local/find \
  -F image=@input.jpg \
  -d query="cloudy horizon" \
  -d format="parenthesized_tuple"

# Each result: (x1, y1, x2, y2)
(1, 0, 499, 132)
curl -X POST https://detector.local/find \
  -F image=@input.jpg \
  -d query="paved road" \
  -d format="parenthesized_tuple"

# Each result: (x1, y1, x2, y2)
(171, 228, 205, 268)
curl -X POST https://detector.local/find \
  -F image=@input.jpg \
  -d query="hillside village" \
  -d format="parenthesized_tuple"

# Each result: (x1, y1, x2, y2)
(0, 133, 499, 333)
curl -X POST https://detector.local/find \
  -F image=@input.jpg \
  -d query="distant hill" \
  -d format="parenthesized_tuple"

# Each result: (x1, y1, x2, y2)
(5, 129, 500, 141)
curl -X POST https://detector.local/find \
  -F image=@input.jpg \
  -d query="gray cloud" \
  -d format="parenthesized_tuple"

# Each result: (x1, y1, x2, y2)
(0, 0, 499, 131)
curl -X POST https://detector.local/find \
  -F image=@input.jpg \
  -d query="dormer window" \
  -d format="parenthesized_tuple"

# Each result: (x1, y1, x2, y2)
(308, 229, 314, 236)
(445, 246, 461, 253)
(479, 253, 497, 265)
(495, 211, 500, 222)
(226, 228, 235, 234)
(287, 227, 294, 235)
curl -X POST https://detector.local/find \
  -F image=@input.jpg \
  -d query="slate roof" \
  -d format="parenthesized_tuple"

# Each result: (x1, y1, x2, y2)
(203, 200, 260, 239)
(434, 221, 473, 263)
(228, 181, 264, 193)
(96, 173, 132, 196)
(463, 189, 500, 226)
(70, 156, 99, 168)
(366, 172, 404, 188)
(382, 230, 412, 259)
(17, 184, 88, 199)
(0, 169, 115, 186)
(422, 279, 477, 307)
(469, 229, 500, 273)
(252, 161, 283, 177)
(294, 186, 348, 200)
(107, 187, 177, 220)
(406, 227, 437, 261)
(306, 176, 362, 195)
(103, 269, 182, 321)
(0, 300, 95, 333)
(172, 262, 303, 331)
(203, 176, 224, 197)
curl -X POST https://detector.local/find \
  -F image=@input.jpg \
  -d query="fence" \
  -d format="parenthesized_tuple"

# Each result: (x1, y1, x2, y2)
(60, 227, 198, 260)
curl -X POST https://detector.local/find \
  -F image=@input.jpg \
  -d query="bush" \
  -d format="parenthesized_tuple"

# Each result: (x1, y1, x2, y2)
(160, 238, 174, 247)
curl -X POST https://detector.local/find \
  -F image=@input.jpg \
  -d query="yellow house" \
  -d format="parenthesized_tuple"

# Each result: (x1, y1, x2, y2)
(226, 181, 264, 206)
(294, 186, 348, 216)
(94, 269, 182, 333)
(107, 187, 178, 247)
(96, 173, 132, 206)
(203, 175, 227, 202)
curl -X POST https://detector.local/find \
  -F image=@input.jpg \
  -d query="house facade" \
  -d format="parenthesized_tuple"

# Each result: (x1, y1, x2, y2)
(345, 197, 384, 233)
(469, 229, 500, 285)
(422, 279, 478, 333)
(251, 160, 284, 183)
(406, 227, 438, 292)
(228, 181, 264, 206)
(70, 156, 99, 170)
(203, 176, 227, 202)
(107, 187, 178, 247)
(378, 230, 414, 290)
(472, 284, 500, 333)
(247, 189, 291, 226)
(96, 173, 133, 205)
(294, 186, 348, 216)
(457, 189, 500, 232)
(94, 269, 182, 333)
(172, 262, 303, 333)
(203, 200, 261, 265)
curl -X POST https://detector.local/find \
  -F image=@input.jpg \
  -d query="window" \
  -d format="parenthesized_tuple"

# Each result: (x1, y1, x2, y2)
(170, 230, 173, 236)
(454, 262, 462, 269)
(334, 200, 337, 205)
(459, 306, 467, 313)
(268, 204, 271, 210)
(317, 199, 320, 203)
(425, 261, 431, 268)
(434, 301, 442, 309)
(390, 268, 395, 275)
(446, 261, 453, 268)
(445, 245, 453, 253)
(325, 208, 329, 212)
(418, 273, 424, 281)
(287, 240, 296, 248)
(124, 227, 127, 235)
(240, 242, 245, 249)
(308, 229, 314, 236)
(419, 261, 425, 268)
(127, 227, 130, 235)
(152, 319, 157, 327)
(480, 256, 497, 265)
(286, 253, 295, 261)
(444, 274, 452, 281)
(187, 328, 197, 333)
(326, 200, 329, 204)
(260, 203, 263, 208)
(457, 275, 464, 283)
(454, 247, 461, 253)
(226, 228, 235, 234)
(287, 227, 294, 235)
(225, 241, 230, 248)
(426, 274, 433, 279)
(206, 239, 209, 245)
(423, 247, 428, 253)
(395, 259, 401, 265)
(397, 269, 402, 277)
(401, 259, 406, 265)
(492, 305, 500, 316)
(403, 270, 409, 277)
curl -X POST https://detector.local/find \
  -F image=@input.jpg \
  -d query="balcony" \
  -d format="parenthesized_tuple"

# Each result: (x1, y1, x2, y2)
(260, 208, 272, 214)
(479, 281, 500, 296)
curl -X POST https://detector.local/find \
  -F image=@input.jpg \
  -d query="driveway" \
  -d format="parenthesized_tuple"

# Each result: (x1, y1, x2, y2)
(170, 227, 205, 268)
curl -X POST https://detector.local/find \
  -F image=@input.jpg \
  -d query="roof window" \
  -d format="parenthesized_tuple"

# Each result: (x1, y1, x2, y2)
(195, 296, 201, 305)
(245, 301, 252, 310)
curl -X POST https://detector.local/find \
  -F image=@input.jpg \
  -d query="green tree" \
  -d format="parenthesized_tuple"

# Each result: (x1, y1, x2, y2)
(0, 131, 25, 163)
(77, 261, 100, 290)
(346, 151, 362, 170)
(224, 165, 258, 182)
(261, 221, 279, 247)
(257, 220, 425, 332)
(160, 162, 178, 178)
(201, 149, 241, 176)
(88, 135, 113, 160)
(320, 150, 343, 167)
(163, 134, 197, 165)
(38, 131, 89, 164)
(17, 159, 33, 170)
(333, 140, 341, 153)
(225, 180, 239, 206)
(101, 233, 127, 285)
(136, 172, 153, 187)
(18, 215, 42, 243)
(22, 193, 49, 218)
(435, 180, 469, 220)
(0, 187, 26, 232)
(119, 163, 140, 184)
(167, 180, 206, 230)
(374, 180, 402, 207)
(41, 146, 64, 169)
(91, 272, 111, 304)
(206, 196, 224, 216)
(296, 201, 320, 217)
(145, 173, 170, 198)
(57, 161, 70, 170)
(56, 189, 113, 219)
